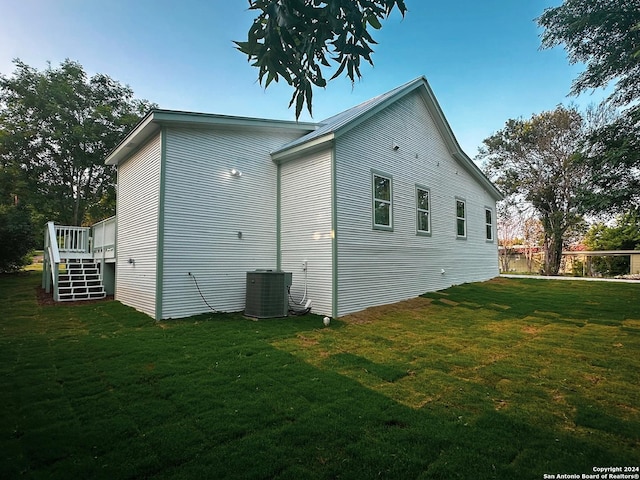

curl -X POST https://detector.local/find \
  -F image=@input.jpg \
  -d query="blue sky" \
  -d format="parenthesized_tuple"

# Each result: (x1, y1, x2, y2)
(0, 0, 608, 158)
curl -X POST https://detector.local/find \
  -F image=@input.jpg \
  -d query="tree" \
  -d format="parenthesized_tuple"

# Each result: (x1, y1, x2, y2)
(538, 0, 640, 214)
(522, 216, 544, 273)
(495, 200, 544, 273)
(585, 210, 640, 251)
(538, 0, 640, 107)
(496, 202, 521, 273)
(578, 105, 640, 214)
(0, 59, 155, 226)
(583, 210, 640, 276)
(0, 202, 36, 273)
(479, 106, 588, 276)
(236, 0, 407, 118)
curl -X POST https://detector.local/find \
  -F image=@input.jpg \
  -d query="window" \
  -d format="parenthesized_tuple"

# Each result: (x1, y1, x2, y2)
(372, 172, 392, 230)
(416, 186, 431, 235)
(456, 199, 466, 238)
(485, 208, 494, 241)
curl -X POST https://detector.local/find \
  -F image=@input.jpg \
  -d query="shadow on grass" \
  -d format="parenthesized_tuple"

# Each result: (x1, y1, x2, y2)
(422, 277, 640, 326)
(0, 273, 638, 479)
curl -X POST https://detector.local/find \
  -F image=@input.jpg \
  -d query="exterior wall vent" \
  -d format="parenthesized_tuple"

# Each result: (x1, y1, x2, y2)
(245, 270, 293, 318)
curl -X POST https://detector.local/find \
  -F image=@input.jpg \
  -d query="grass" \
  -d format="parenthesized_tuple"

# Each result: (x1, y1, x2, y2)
(1, 272, 639, 479)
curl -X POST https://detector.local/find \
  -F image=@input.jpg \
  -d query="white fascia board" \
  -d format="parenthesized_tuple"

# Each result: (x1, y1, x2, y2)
(417, 86, 462, 154)
(105, 112, 159, 166)
(271, 133, 335, 164)
(150, 110, 317, 132)
(452, 152, 504, 201)
(105, 109, 318, 166)
(415, 86, 504, 201)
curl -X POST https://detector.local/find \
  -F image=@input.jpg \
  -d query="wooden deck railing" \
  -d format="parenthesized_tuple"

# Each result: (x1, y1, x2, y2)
(42, 222, 64, 300)
(91, 216, 116, 261)
(42, 217, 116, 301)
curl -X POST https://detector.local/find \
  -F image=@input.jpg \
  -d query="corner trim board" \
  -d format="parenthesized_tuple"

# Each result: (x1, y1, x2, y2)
(155, 127, 168, 320)
(331, 146, 338, 319)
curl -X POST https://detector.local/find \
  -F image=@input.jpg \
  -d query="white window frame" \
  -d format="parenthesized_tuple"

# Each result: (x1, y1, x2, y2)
(372, 171, 393, 231)
(485, 207, 494, 242)
(416, 185, 431, 236)
(456, 198, 467, 239)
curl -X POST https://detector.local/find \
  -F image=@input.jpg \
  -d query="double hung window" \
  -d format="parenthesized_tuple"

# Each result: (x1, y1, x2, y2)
(416, 186, 431, 235)
(372, 172, 393, 230)
(485, 208, 493, 241)
(456, 199, 466, 238)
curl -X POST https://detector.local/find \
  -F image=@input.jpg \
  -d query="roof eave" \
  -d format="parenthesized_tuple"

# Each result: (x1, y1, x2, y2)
(414, 82, 504, 201)
(105, 111, 158, 166)
(270, 77, 426, 160)
(330, 78, 426, 139)
(271, 133, 335, 164)
(105, 109, 318, 166)
(150, 110, 318, 131)
(269, 76, 503, 199)
(452, 152, 504, 201)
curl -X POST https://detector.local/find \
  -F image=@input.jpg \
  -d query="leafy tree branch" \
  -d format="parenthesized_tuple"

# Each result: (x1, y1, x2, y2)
(538, 0, 640, 215)
(236, 0, 406, 118)
(538, 0, 640, 106)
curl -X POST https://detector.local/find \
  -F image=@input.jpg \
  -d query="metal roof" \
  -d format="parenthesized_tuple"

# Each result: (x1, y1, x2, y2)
(271, 77, 424, 156)
(271, 76, 503, 200)
(103, 78, 503, 200)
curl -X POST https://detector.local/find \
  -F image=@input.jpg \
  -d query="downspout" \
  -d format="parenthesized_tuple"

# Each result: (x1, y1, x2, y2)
(331, 145, 338, 319)
(276, 162, 282, 270)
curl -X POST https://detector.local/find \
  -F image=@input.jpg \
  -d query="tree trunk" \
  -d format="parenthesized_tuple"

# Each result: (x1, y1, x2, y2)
(525, 248, 535, 273)
(499, 249, 511, 273)
(73, 172, 82, 226)
(543, 232, 564, 275)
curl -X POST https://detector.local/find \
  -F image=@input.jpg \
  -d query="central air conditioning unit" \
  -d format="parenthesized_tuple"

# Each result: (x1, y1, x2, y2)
(245, 270, 293, 318)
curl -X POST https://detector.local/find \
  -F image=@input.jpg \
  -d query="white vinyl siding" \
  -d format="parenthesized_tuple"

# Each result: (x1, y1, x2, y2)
(111, 85, 500, 321)
(159, 126, 303, 319)
(279, 148, 334, 316)
(334, 90, 499, 316)
(115, 133, 161, 317)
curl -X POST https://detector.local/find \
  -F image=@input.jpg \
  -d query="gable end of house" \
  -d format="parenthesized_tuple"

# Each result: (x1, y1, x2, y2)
(271, 77, 502, 201)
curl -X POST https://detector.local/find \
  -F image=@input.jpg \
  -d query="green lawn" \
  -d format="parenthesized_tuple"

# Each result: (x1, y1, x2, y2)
(1, 272, 638, 479)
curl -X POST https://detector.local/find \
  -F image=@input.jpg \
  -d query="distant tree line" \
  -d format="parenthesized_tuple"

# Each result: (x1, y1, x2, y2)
(480, 0, 640, 275)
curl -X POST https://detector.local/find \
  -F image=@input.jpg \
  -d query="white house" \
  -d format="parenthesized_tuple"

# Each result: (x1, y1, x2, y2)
(44, 77, 503, 320)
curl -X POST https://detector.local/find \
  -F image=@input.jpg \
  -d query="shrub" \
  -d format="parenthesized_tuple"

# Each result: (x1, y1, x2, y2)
(0, 203, 36, 272)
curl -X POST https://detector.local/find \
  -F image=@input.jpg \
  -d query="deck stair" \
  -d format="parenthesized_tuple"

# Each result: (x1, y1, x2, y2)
(57, 258, 106, 301)
(43, 219, 115, 302)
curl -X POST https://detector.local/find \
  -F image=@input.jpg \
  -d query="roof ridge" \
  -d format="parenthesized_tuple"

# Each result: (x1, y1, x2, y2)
(272, 77, 426, 155)
(318, 76, 425, 125)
